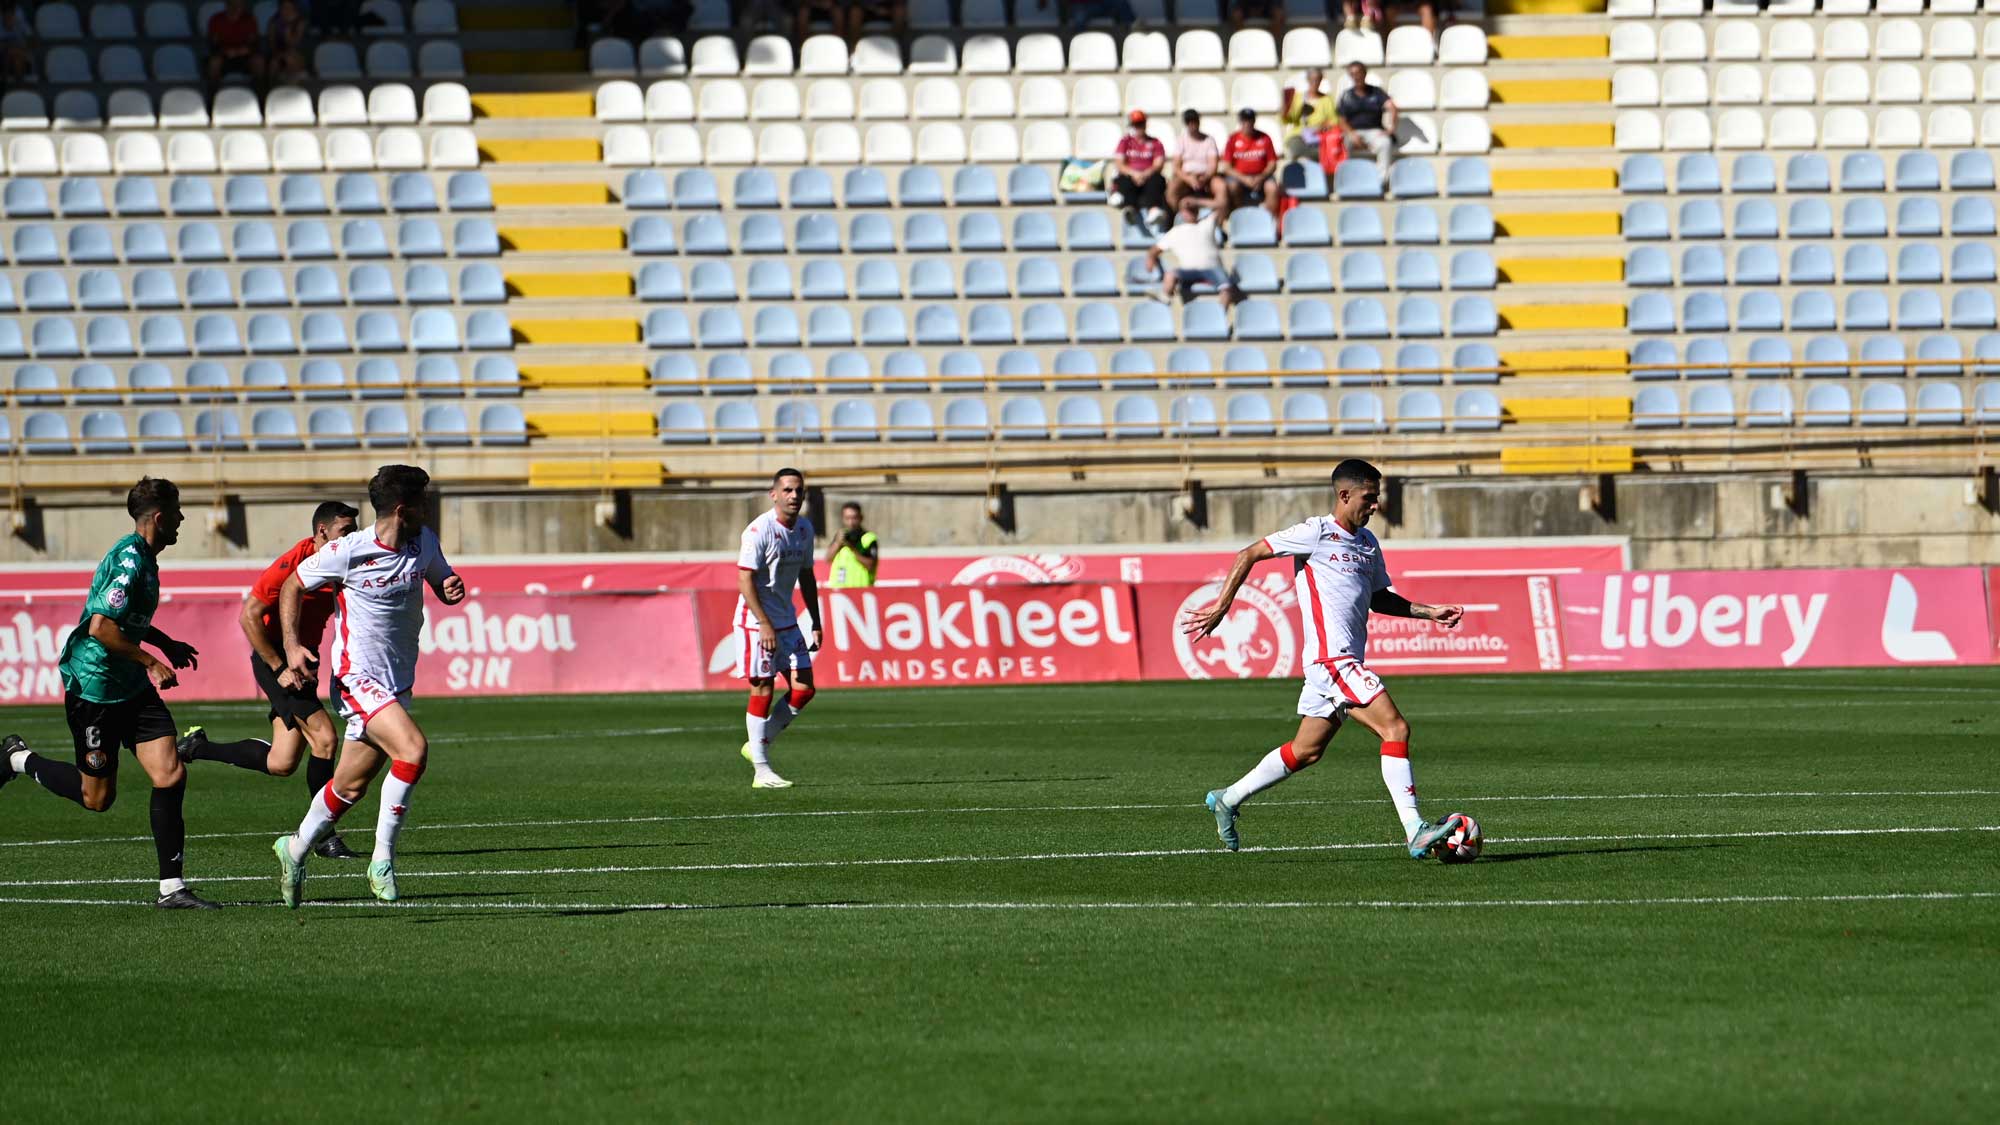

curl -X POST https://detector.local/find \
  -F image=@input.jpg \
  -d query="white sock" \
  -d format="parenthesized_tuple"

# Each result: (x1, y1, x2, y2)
(767, 699, 797, 740)
(288, 784, 352, 864)
(159, 877, 185, 896)
(1220, 745, 1299, 810)
(8, 749, 27, 774)
(372, 761, 423, 864)
(745, 709, 771, 766)
(1380, 750, 1423, 838)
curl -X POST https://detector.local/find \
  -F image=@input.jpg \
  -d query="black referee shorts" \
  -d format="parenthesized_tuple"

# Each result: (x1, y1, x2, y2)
(252, 656, 324, 730)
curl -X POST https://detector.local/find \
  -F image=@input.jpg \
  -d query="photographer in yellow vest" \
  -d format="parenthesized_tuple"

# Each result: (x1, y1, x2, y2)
(824, 502, 880, 589)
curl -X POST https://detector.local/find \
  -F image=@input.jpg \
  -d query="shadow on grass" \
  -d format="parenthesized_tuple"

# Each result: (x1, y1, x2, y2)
(417, 841, 708, 858)
(859, 775, 1114, 787)
(1478, 842, 1739, 864)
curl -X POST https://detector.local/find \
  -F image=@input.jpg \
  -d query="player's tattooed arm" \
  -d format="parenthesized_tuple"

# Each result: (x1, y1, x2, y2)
(1369, 590, 1465, 629)
(145, 626, 200, 670)
(1180, 538, 1277, 639)
(798, 567, 824, 652)
(90, 616, 177, 689)
(278, 571, 319, 681)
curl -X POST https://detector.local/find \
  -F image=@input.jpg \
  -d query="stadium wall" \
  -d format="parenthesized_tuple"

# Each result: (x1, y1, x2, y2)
(1, 471, 1996, 569)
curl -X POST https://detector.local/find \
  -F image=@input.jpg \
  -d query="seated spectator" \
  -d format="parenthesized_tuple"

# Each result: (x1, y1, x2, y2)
(1045, 0, 1137, 32)
(206, 0, 265, 89)
(1166, 109, 1230, 217)
(798, 0, 906, 43)
(1146, 197, 1242, 308)
(1338, 61, 1399, 177)
(265, 0, 311, 85)
(1395, 0, 1444, 40)
(0, 0, 34, 83)
(1111, 110, 1170, 234)
(1341, 0, 1381, 33)
(1230, 0, 1286, 38)
(1222, 108, 1286, 220)
(1280, 67, 1339, 162)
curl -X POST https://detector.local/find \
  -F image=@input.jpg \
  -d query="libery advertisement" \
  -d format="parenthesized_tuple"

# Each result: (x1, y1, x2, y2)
(1556, 568, 1992, 671)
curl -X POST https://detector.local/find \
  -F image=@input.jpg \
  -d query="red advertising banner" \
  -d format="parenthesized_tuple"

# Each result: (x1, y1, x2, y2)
(0, 591, 702, 704)
(1135, 574, 1561, 682)
(694, 583, 1142, 690)
(1555, 568, 1993, 671)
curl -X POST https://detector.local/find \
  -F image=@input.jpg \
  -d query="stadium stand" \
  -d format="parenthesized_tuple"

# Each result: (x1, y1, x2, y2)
(0, 0, 1993, 494)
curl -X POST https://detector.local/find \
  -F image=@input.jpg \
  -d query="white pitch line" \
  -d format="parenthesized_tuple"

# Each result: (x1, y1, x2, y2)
(0, 890, 1995, 913)
(3, 788, 1996, 852)
(3, 824, 1995, 889)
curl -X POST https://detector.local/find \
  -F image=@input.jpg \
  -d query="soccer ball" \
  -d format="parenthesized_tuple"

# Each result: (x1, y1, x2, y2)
(1435, 814, 1482, 864)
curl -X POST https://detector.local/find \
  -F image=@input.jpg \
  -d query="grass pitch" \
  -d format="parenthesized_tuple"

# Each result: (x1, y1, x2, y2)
(1, 668, 1996, 1123)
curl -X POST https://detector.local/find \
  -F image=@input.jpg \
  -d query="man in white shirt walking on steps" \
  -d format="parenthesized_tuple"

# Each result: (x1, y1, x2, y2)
(1146, 196, 1243, 308)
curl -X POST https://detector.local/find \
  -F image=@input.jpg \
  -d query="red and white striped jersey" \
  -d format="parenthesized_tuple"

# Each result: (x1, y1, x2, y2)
(296, 526, 454, 694)
(734, 511, 815, 630)
(1263, 516, 1392, 666)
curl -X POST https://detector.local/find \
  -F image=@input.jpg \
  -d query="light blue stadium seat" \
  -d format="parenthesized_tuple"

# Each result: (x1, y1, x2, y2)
(419, 403, 470, 446)
(1803, 336, 1849, 378)
(622, 169, 670, 210)
(140, 315, 189, 355)
(1915, 382, 1965, 425)
(747, 260, 793, 300)
(1391, 205, 1437, 245)
(937, 351, 983, 392)
(754, 307, 802, 347)
(1341, 252, 1387, 291)
(1670, 244, 1721, 287)
(1950, 150, 1995, 191)
(1236, 300, 1283, 341)
(168, 178, 218, 216)
(128, 362, 174, 401)
(1339, 207, 1386, 246)
(833, 214, 888, 255)
(1335, 162, 1382, 200)
(1785, 290, 1833, 331)
(285, 220, 334, 259)
(998, 397, 1049, 440)
(0, 320, 24, 358)
(351, 311, 402, 351)
(1452, 388, 1501, 431)
(1064, 210, 1114, 251)
(1220, 346, 1268, 386)
(1334, 344, 1382, 384)
(1445, 158, 1490, 197)
(680, 214, 727, 255)
(14, 365, 61, 404)
(23, 271, 70, 311)
(355, 358, 403, 399)
(658, 401, 705, 443)
(134, 409, 187, 452)
(1629, 293, 1675, 334)
(881, 399, 933, 441)
(1054, 397, 1104, 440)
(1893, 198, 1942, 240)
(1155, 394, 1208, 437)
(1842, 244, 1889, 285)
(241, 359, 288, 401)
(20, 412, 70, 454)
(1724, 154, 1772, 194)
(1866, 288, 1915, 329)
(649, 354, 698, 395)
(1284, 253, 1332, 292)
(1626, 247, 1671, 287)
(115, 178, 163, 215)
(907, 258, 953, 299)
(891, 212, 944, 252)
(1277, 344, 1327, 386)
(1177, 302, 1225, 342)
(11, 225, 58, 265)
(358, 404, 409, 447)
(1007, 165, 1055, 206)
(839, 167, 889, 208)
(129, 269, 177, 309)
(228, 220, 278, 260)
(1446, 204, 1492, 243)
(1676, 153, 1722, 194)
(1336, 391, 1385, 434)
(5, 180, 53, 218)
(1951, 244, 1997, 283)
(1225, 392, 1275, 435)
(1803, 383, 1852, 427)
(378, 263, 429, 304)
(1388, 159, 1436, 199)
(1952, 289, 1998, 329)
(861, 306, 907, 346)
(1012, 210, 1059, 251)
(1857, 336, 1904, 378)
(1951, 196, 1997, 237)
(445, 172, 492, 211)
(765, 353, 814, 394)
(968, 303, 1015, 345)
(1842, 198, 1888, 239)
(937, 398, 986, 440)
(299, 359, 346, 399)
(193, 408, 247, 450)
(1283, 207, 1332, 247)
(1449, 297, 1496, 336)
(791, 213, 839, 254)
(1674, 199, 1722, 240)
(390, 173, 437, 212)
(1786, 153, 1831, 193)
(0, 275, 15, 311)
(912, 303, 960, 345)
(1733, 199, 1779, 239)
(1274, 161, 1327, 204)
(1016, 256, 1063, 296)
(31, 319, 80, 358)
(84, 317, 133, 357)
(1621, 155, 1666, 194)
(399, 218, 446, 257)
(1743, 384, 1791, 427)
(1165, 347, 1213, 386)
(740, 213, 786, 253)
(873, 349, 925, 392)
(1339, 298, 1385, 338)
(71, 363, 118, 403)
(828, 398, 878, 442)
(1788, 199, 1834, 239)
(247, 314, 293, 354)
(954, 166, 1001, 206)
(1109, 395, 1161, 439)
(898, 167, 945, 206)
(1895, 243, 1943, 284)
(191, 314, 241, 355)
(788, 167, 835, 208)
(1013, 302, 1062, 343)
(1884, 151, 1938, 193)
(1686, 337, 1731, 380)
(660, 169, 716, 211)
(297, 265, 348, 305)
(335, 174, 383, 213)
(1447, 250, 1495, 290)
(792, 260, 841, 301)
(279, 176, 327, 214)
(1682, 384, 1732, 427)
(707, 354, 754, 393)
(1282, 392, 1331, 434)
(455, 263, 504, 304)
(1395, 298, 1441, 338)
(58, 179, 107, 218)
(1915, 335, 1964, 377)
(1624, 201, 1669, 241)
(67, 225, 115, 263)
(1230, 208, 1278, 247)
(689, 261, 736, 301)
(695, 307, 744, 349)
(341, 219, 390, 258)
(1387, 388, 1442, 433)
(1630, 338, 1677, 381)
(852, 260, 899, 300)
(1980, 381, 2000, 421)
(997, 349, 1046, 390)
(1839, 153, 1885, 193)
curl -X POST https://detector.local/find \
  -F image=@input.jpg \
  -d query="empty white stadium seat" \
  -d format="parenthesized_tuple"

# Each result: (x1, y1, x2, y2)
(429, 128, 478, 169)
(1124, 31, 1172, 71)
(422, 83, 473, 124)
(799, 34, 847, 75)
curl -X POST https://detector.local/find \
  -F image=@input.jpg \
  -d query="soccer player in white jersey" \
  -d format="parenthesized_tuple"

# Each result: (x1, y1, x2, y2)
(270, 465, 466, 907)
(1183, 459, 1467, 858)
(733, 467, 823, 790)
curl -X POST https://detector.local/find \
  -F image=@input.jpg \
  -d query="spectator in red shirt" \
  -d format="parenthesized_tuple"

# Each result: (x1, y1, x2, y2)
(1222, 108, 1286, 221)
(1111, 110, 1171, 234)
(205, 0, 265, 90)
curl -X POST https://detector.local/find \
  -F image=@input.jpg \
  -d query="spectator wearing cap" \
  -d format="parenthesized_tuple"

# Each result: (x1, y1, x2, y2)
(1280, 67, 1339, 162)
(1166, 108, 1230, 217)
(1338, 61, 1400, 177)
(1222, 108, 1286, 220)
(1145, 197, 1243, 308)
(1111, 110, 1171, 233)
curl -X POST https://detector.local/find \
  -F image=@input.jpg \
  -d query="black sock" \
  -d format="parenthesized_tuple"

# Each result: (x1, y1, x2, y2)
(23, 753, 87, 806)
(305, 752, 335, 800)
(191, 737, 272, 774)
(150, 780, 186, 882)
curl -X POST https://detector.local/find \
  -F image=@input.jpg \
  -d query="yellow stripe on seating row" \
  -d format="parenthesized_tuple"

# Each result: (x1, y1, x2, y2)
(525, 413, 658, 439)
(505, 272, 633, 299)
(1504, 397, 1632, 424)
(1500, 303, 1626, 331)
(491, 182, 613, 207)
(510, 318, 641, 345)
(477, 138, 602, 164)
(499, 226, 626, 251)
(527, 460, 665, 488)
(518, 364, 649, 389)
(1501, 446, 1635, 474)
(471, 93, 595, 119)
(1490, 167, 1618, 193)
(463, 49, 588, 74)
(1494, 211, 1621, 237)
(1485, 34, 1609, 60)
(1502, 349, 1629, 377)
(1497, 257, 1624, 284)
(1490, 122, 1615, 149)
(1488, 79, 1612, 105)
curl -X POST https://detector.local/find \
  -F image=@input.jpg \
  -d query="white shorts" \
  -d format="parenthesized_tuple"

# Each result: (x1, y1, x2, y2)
(1297, 658, 1386, 721)
(732, 624, 813, 682)
(334, 672, 411, 742)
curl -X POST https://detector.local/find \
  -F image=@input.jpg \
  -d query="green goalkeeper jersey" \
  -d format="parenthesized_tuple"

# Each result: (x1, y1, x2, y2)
(58, 533, 161, 703)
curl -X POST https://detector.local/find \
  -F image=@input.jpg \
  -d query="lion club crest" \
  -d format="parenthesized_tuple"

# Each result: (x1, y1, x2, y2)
(950, 553, 1086, 586)
(1172, 573, 1297, 680)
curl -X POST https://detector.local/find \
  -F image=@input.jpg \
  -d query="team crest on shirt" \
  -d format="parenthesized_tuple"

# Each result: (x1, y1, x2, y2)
(1171, 574, 1297, 680)
(107, 586, 128, 609)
